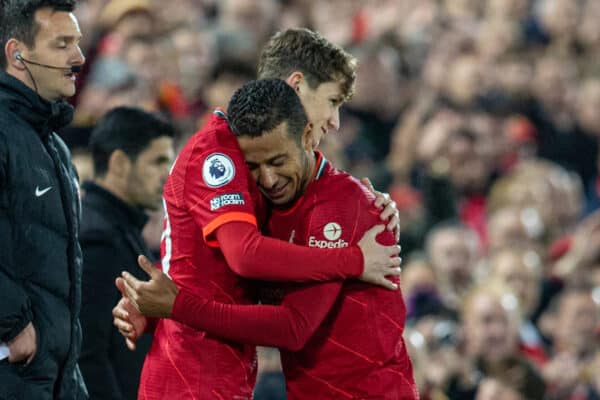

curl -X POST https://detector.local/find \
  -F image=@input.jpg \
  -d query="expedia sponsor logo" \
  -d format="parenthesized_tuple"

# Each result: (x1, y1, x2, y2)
(210, 193, 245, 211)
(308, 236, 349, 248)
(323, 222, 342, 240)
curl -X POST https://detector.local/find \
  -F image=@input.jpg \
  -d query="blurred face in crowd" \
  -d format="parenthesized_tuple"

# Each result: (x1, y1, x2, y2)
(477, 19, 520, 61)
(577, 0, 600, 50)
(125, 136, 174, 210)
(309, 0, 358, 46)
(293, 75, 345, 149)
(554, 291, 599, 357)
(539, 0, 580, 38)
(351, 45, 407, 117)
(114, 10, 155, 39)
(172, 28, 215, 97)
(443, 0, 481, 20)
(428, 227, 479, 294)
(576, 79, 600, 136)
(490, 250, 542, 317)
(468, 113, 503, 167)
(239, 122, 314, 207)
(445, 55, 484, 107)
(447, 131, 490, 194)
(493, 58, 533, 96)
(487, 207, 537, 253)
(15, 7, 85, 101)
(463, 291, 519, 362)
(401, 259, 438, 299)
(206, 73, 252, 110)
(220, 0, 277, 43)
(476, 378, 523, 400)
(153, 0, 204, 29)
(124, 39, 161, 91)
(532, 57, 577, 111)
(548, 168, 582, 230)
(485, 0, 528, 19)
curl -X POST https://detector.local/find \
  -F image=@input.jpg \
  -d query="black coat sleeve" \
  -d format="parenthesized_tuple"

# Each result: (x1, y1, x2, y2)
(0, 134, 33, 342)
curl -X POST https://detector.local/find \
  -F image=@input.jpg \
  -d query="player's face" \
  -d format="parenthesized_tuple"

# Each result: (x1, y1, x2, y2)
(238, 123, 313, 207)
(20, 8, 85, 101)
(295, 79, 345, 148)
(126, 136, 174, 210)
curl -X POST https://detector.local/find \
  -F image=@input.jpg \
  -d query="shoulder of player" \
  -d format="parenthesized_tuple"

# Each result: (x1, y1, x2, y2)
(174, 124, 244, 178)
(316, 169, 375, 206)
(181, 117, 239, 155)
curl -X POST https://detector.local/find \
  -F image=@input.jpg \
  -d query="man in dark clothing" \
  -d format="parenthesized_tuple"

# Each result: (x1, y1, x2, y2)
(78, 107, 174, 399)
(0, 0, 86, 399)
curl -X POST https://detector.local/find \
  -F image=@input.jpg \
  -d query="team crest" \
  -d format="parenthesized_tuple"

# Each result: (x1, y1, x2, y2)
(202, 153, 235, 187)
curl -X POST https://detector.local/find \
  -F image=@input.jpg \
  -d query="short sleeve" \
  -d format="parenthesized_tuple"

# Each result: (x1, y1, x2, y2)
(183, 141, 258, 247)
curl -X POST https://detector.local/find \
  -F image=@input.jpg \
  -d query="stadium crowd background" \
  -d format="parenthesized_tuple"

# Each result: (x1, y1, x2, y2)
(62, 0, 600, 399)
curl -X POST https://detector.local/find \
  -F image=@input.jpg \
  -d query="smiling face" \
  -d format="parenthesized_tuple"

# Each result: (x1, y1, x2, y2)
(19, 7, 85, 100)
(238, 122, 315, 207)
(292, 76, 345, 149)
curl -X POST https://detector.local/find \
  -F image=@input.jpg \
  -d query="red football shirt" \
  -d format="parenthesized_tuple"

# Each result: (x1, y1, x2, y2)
(171, 153, 418, 399)
(270, 155, 418, 399)
(139, 111, 263, 399)
(141, 113, 366, 399)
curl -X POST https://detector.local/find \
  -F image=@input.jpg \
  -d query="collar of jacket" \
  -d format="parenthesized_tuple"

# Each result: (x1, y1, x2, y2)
(81, 181, 150, 231)
(0, 70, 74, 137)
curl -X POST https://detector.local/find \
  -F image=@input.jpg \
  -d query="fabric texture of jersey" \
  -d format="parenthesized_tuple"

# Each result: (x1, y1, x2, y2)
(139, 112, 264, 400)
(269, 154, 418, 399)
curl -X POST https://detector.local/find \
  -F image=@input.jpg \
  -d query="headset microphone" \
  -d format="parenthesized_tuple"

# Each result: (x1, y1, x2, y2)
(16, 53, 81, 73)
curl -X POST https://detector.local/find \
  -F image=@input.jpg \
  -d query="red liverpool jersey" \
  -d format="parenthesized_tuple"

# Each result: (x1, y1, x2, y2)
(269, 153, 418, 399)
(139, 111, 264, 400)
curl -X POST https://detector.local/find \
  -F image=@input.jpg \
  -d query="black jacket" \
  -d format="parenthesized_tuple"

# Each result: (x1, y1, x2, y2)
(0, 71, 87, 399)
(78, 182, 153, 400)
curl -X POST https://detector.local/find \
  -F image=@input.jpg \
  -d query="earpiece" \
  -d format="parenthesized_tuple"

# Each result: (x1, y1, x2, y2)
(14, 51, 22, 60)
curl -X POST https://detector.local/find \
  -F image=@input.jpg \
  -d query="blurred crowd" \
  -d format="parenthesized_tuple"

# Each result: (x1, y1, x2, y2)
(63, 0, 600, 399)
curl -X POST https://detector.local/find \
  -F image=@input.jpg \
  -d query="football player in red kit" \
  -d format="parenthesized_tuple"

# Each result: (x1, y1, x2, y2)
(115, 29, 407, 399)
(120, 79, 418, 399)
(132, 108, 400, 400)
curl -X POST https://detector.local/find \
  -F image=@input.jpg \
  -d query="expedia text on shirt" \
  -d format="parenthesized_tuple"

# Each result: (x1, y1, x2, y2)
(308, 236, 349, 248)
(210, 193, 245, 211)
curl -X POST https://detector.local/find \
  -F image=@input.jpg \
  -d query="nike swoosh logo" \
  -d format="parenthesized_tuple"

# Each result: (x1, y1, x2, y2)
(35, 186, 52, 197)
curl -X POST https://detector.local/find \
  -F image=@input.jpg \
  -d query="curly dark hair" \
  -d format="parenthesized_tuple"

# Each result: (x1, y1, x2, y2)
(0, 0, 76, 69)
(258, 28, 357, 101)
(227, 79, 308, 142)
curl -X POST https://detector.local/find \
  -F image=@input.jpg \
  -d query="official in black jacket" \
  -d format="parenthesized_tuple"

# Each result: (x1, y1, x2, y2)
(78, 107, 174, 399)
(0, 1, 86, 399)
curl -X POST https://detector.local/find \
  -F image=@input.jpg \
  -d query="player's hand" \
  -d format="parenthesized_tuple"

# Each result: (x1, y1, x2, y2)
(7, 322, 36, 364)
(361, 177, 400, 242)
(121, 255, 179, 318)
(113, 278, 148, 351)
(358, 225, 402, 290)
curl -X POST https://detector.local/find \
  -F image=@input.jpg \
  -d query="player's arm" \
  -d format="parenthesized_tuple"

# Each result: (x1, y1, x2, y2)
(117, 198, 396, 350)
(186, 147, 400, 286)
(172, 207, 396, 351)
(118, 255, 342, 351)
(113, 235, 370, 349)
(215, 221, 400, 288)
(173, 281, 343, 351)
